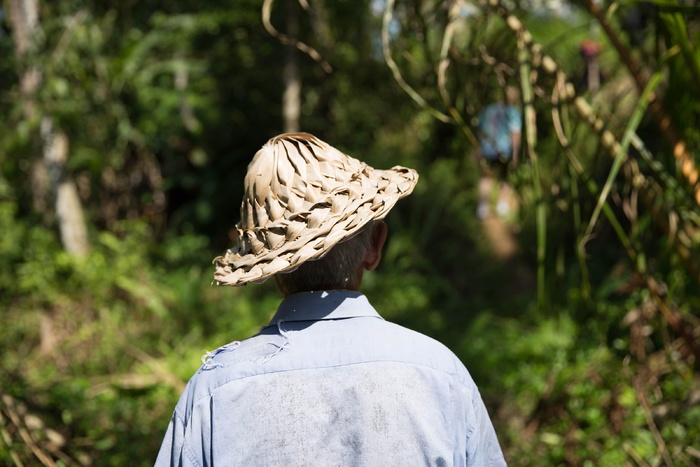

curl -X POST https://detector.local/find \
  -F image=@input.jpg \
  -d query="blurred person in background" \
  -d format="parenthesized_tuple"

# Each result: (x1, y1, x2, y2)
(476, 86, 522, 220)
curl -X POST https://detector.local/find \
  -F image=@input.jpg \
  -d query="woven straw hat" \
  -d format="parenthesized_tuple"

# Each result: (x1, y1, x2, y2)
(213, 132, 418, 286)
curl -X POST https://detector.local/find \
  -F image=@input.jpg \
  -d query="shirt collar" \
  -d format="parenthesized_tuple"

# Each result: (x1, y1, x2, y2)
(268, 290, 383, 325)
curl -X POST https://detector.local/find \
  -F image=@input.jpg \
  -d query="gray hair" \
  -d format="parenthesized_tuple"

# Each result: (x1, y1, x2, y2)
(274, 222, 376, 296)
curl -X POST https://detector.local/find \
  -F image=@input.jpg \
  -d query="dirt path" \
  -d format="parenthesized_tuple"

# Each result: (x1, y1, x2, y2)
(482, 215, 517, 259)
(478, 176, 535, 293)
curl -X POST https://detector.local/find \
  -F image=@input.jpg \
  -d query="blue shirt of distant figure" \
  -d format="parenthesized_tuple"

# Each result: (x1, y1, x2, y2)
(478, 103, 522, 161)
(156, 290, 507, 467)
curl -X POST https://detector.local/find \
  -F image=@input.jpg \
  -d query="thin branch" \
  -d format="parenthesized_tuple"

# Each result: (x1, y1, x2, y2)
(51, 9, 88, 63)
(262, 0, 332, 73)
(437, 3, 478, 147)
(381, 0, 453, 124)
(633, 375, 675, 467)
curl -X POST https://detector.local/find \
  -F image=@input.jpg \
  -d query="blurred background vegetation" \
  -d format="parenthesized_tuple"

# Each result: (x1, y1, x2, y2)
(1, 0, 699, 465)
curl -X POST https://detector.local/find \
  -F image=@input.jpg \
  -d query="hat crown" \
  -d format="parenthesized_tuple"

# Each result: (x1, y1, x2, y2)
(235, 133, 369, 256)
(240, 133, 364, 230)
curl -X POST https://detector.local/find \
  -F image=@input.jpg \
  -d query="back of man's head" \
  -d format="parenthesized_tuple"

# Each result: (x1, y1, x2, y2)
(275, 222, 375, 296)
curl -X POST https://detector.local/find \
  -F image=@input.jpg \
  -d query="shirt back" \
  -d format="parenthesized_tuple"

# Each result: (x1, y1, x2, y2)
(156, 291, 506, 467)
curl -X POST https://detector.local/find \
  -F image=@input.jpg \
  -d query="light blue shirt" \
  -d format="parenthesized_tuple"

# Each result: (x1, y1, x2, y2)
(156, 291, 506, 466)
(478, 103, 522, 161)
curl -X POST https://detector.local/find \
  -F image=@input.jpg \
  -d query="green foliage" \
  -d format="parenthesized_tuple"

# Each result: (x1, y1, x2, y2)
(0, 199, 274, 464)
(1, 0, 699, 465)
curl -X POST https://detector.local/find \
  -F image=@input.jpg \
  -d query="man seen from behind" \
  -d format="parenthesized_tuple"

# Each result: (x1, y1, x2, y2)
(156, 133, 507, 466)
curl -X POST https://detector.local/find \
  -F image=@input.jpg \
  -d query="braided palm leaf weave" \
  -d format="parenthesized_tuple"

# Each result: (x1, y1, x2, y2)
(213, 133, 418, 286)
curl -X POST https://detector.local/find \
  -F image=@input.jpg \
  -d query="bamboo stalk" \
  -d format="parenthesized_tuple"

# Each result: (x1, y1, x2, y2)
(512, 15, 546, 308)
(582, 0, 700, 206)
(479, 1, 700, 369)
(583, 70, 663, 242)
(553, 90, 700, 362)
(482, 0, 700, 287)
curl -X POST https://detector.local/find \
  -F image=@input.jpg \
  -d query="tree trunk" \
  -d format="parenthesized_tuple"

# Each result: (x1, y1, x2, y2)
(42, 118, 90, 257)
(7, 0, 40, 120)
(282, 0, 301, 133)
(8, 0, 90, 257)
